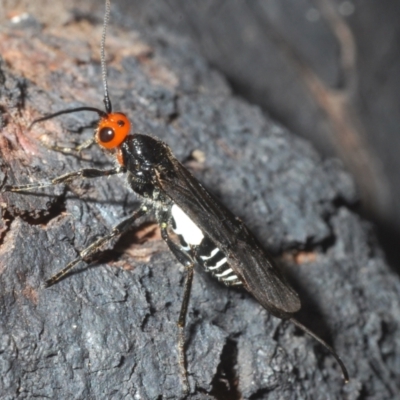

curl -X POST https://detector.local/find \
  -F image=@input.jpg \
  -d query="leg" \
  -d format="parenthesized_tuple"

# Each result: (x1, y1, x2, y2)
(45, 206, 149, 287)
(159, 214, 195, 395)
(39, 136, 95, 155)
(4, 166, 125, 192)
(176, 263, 194, 396)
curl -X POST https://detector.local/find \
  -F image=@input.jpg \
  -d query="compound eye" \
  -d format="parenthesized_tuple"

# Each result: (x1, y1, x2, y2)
(99, 127, 115, 143)
(96, 112, 130, 149)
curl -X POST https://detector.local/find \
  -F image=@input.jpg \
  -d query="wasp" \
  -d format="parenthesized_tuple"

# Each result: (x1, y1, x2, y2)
(4, 0, 349, 394)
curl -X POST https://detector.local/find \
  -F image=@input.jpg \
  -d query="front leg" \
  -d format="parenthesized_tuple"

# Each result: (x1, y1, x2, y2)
(39, 137, 95, 155)
(4, 166, 125, 192)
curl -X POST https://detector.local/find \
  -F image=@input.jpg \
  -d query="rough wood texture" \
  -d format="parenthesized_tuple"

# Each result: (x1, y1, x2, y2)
(0, 3, 399, 399)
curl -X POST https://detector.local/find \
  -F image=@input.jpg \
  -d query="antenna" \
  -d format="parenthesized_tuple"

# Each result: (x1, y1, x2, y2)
(101, 0, 112, 114)
(28, 107, 107, 130)
(28, 0, 114, 130)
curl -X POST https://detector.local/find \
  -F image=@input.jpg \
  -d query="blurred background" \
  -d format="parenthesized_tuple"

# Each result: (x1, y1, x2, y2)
(2, 0, 399, 270)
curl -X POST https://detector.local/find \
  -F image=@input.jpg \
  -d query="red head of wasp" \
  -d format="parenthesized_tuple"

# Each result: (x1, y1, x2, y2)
(4, 0, 349, 394)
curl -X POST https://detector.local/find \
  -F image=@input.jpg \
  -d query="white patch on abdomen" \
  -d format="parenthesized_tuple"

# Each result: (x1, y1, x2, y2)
(200, 248, 219, 260)
(171, 204, 204, 246)
(207, 257, 228, 270)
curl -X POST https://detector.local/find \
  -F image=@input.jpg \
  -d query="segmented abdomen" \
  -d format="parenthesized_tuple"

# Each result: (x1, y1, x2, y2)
(171, 204, 241, 286)
(196, 236, 241, 286)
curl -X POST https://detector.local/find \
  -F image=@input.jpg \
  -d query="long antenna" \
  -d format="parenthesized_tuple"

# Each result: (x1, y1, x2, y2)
(101, 0, 112, 114)
(290, 318, 349, 382)
(28, 107, 107, 130)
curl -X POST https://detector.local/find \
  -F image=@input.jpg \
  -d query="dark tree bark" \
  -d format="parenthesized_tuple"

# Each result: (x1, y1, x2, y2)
(0, 2, 399, 399)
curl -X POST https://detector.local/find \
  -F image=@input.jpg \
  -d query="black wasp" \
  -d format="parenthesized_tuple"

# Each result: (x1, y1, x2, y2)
(5, 0, 349, 394)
